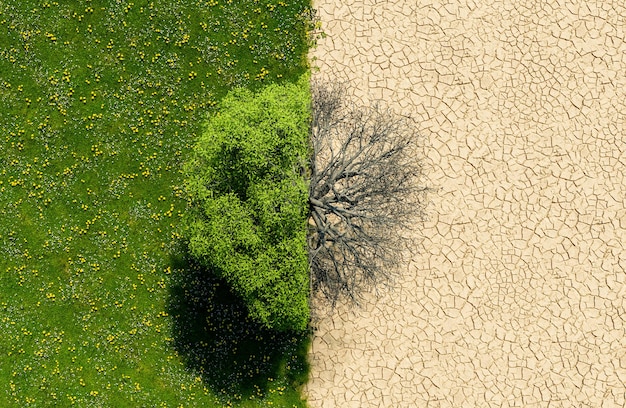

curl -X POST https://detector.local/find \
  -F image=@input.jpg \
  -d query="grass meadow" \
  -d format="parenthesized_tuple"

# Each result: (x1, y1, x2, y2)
(0, 0, 312, 406)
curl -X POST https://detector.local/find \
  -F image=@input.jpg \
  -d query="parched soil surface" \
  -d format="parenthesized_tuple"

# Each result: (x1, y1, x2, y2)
(306, 1, 626, 406)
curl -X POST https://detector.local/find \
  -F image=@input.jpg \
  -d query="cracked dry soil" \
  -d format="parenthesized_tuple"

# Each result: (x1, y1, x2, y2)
(306, 1, 626, 407)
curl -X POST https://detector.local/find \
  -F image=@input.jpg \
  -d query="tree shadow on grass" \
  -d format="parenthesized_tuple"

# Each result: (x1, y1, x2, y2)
(166, 251, 310, 401)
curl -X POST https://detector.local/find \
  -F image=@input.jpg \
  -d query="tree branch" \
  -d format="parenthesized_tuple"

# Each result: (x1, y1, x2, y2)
(308, 80, 431, 306)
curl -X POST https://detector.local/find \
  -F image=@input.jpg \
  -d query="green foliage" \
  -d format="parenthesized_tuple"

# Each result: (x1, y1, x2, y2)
(184, 77, 311, 332)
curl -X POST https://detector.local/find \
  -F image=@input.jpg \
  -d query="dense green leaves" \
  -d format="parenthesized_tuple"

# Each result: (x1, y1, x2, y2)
(184, 77, 311, 331)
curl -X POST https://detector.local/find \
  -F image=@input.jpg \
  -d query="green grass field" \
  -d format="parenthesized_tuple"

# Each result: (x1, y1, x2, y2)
(0, 0, 312, 406)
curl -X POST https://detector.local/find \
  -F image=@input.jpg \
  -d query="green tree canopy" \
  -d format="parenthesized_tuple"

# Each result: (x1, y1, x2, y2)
(183, 77, 310, 331)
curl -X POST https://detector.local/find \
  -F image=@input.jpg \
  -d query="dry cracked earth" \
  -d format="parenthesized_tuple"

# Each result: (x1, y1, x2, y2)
(305, 1, 626, 407)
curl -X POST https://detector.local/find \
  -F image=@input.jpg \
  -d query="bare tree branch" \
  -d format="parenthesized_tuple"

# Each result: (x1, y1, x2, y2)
(308, 81, 431, 306)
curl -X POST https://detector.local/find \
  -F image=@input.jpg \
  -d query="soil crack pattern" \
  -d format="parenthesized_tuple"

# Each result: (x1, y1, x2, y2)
(306, 1, 626, 407)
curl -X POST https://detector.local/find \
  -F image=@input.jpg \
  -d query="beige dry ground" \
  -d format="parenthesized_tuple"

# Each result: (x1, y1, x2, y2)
(305, 1, 626, 407)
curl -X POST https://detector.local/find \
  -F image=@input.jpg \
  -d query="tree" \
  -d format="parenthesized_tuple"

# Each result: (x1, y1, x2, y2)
(308, 81, 429, 305)
(183, 77, 310, 332)
(184, 78, 427, 330)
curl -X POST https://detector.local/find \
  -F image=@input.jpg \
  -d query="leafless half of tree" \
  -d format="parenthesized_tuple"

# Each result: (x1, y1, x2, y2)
(308, 81, 430, 306)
